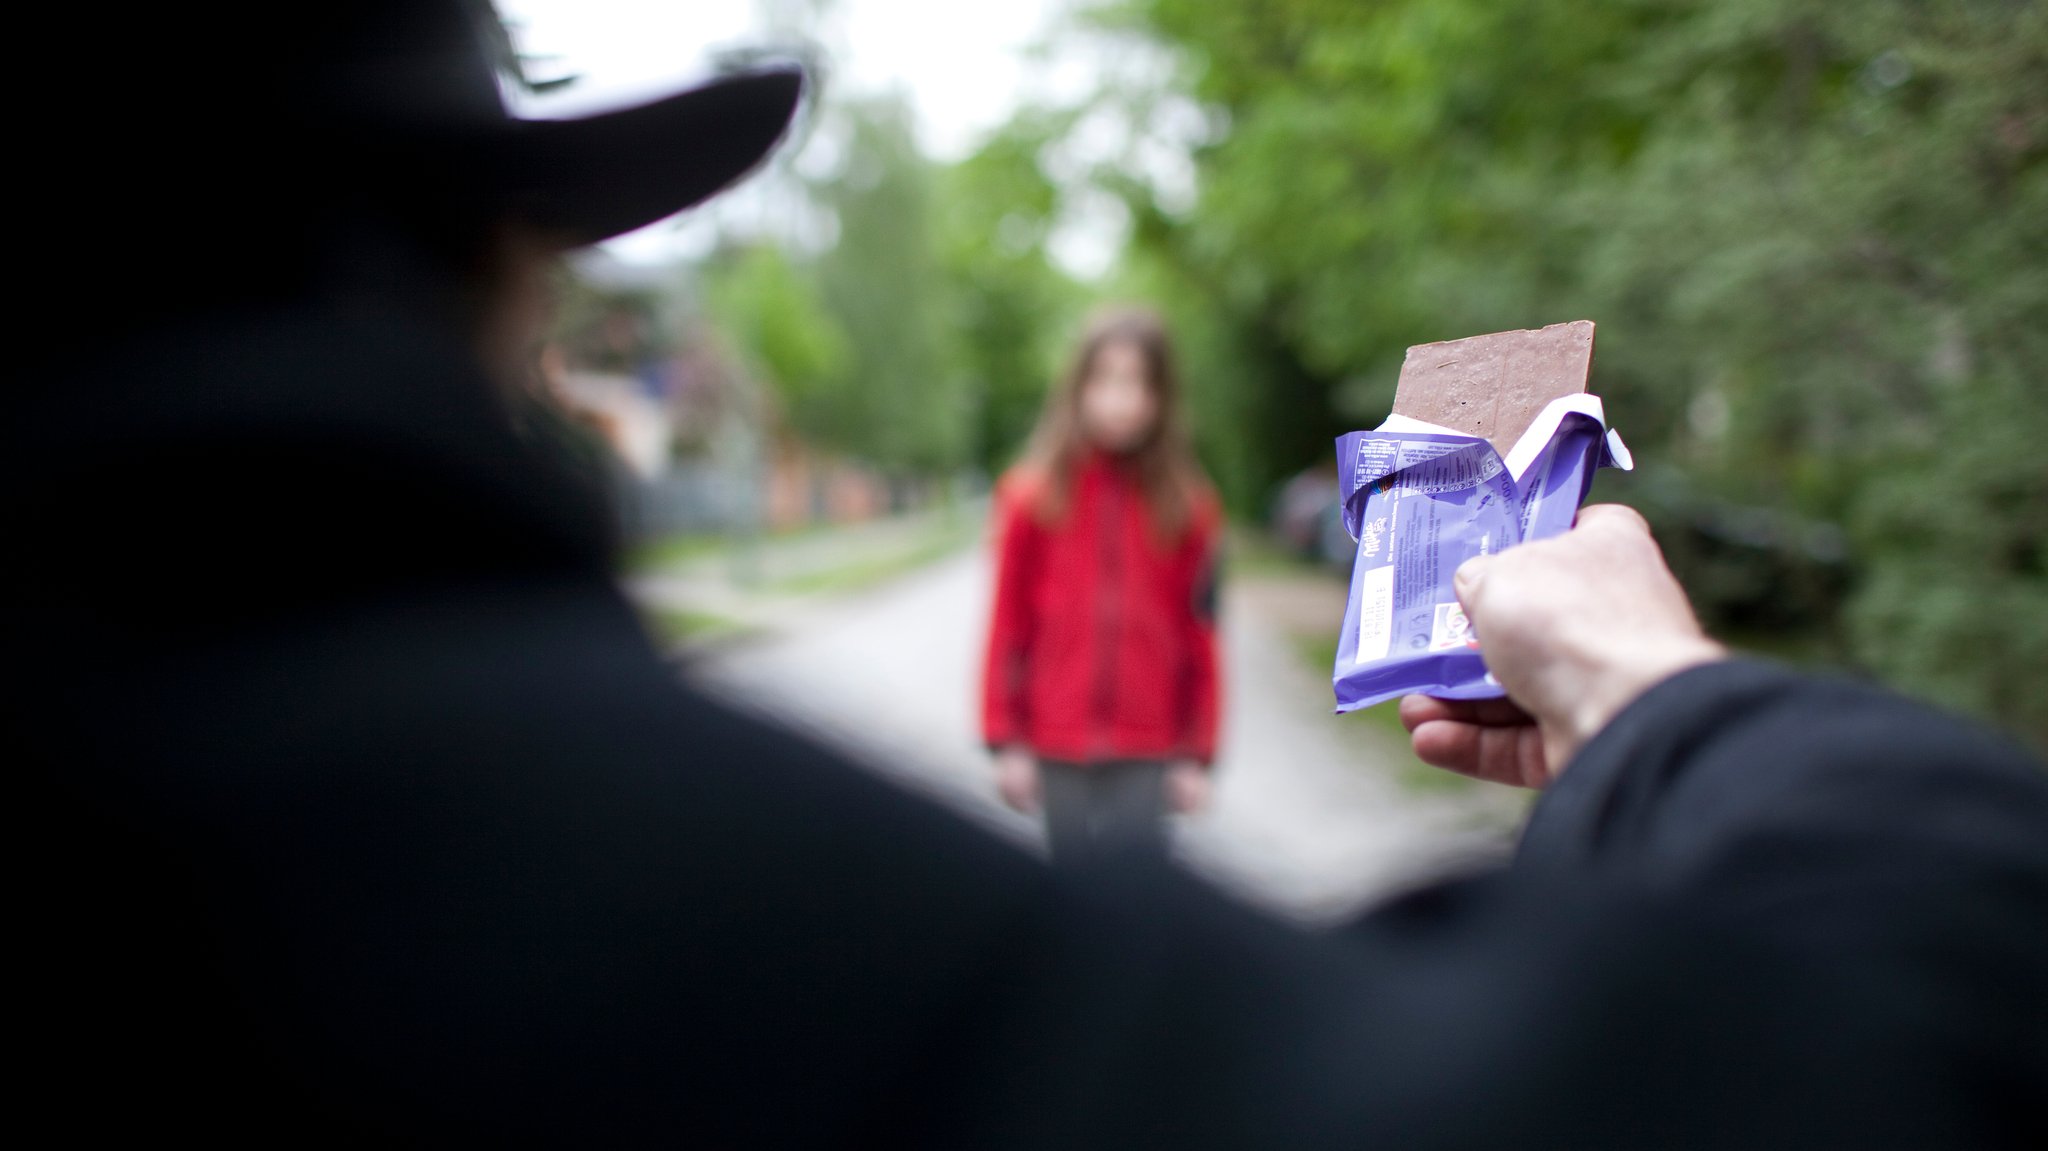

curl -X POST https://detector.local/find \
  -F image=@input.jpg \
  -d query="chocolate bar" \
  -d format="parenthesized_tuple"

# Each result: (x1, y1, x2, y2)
(1391, 321, 1596, 456)
(1331, 319, 1630, 713)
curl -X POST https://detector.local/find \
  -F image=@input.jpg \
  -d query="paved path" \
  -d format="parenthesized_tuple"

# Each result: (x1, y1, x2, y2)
(629, 507, 975, 634)
(681, 548, 1521, 922)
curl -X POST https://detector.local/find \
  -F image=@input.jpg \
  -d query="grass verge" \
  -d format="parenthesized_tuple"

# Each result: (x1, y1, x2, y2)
(1226, 524, 1335, 579)
(1288, 633, 1490, 797)
(624, 532, 728, 575)
(766, 522, 978, 596)
(646, 606, 754, 648)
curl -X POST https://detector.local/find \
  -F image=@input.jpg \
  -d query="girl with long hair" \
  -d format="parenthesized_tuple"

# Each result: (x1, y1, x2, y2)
(981, 305, 1223, 863)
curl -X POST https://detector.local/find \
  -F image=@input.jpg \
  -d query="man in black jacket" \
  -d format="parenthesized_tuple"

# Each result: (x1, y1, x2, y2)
(14, 2, 2045, 1144)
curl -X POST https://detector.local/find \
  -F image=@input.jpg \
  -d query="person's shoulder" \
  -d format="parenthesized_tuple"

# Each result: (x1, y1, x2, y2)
(996, 465, 1052, 516)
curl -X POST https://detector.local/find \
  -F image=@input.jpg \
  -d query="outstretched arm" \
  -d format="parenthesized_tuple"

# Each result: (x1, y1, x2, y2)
(1386, 503, 2048, 1143)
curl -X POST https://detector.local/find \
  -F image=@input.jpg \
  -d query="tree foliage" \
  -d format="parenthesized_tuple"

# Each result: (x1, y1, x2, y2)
(933, 110, 1086, 475)
(704, 94, 1082, 479)
(801, 94, 962, 472)
(702, 242, 849, 440)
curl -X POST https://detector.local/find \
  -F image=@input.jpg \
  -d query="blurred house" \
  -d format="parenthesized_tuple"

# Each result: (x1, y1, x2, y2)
(764, 442, 892, 528)
(546, 363, 674, 480)
(543, 262, 902, 539)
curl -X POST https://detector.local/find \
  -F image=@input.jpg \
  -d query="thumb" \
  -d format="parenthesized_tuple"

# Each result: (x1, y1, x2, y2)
(1454, 553, 1497, 607)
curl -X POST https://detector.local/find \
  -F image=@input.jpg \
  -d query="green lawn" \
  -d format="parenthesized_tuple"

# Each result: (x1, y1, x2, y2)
(765, 522, 978, 596)
(645, 606, 753, 647)
(623, 532, 729, 575)
(1224, 525, 1326, 578)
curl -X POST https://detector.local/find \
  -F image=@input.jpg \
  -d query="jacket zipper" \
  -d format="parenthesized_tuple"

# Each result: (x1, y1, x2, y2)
(1091, 468, 1123, 759)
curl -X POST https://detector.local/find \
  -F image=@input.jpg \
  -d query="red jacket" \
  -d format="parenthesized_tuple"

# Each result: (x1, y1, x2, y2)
(981, 453, 1222, 765)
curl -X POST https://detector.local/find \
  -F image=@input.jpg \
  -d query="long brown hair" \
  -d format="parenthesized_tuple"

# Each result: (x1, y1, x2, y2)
(1016, 305, 1211, 538)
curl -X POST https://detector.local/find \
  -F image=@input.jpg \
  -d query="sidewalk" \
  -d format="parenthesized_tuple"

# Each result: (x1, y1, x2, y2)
(624, 503, 983, 646)
(664, 521, 1526, 922)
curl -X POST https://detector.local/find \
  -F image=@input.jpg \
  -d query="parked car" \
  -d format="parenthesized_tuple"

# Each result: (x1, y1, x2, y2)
(1269, 463, 1355, 574)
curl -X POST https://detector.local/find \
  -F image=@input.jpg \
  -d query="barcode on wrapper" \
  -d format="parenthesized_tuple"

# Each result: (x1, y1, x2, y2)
(1355, 564, 1394, 665)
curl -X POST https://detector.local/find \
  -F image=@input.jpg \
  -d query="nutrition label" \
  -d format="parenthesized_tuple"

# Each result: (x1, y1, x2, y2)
(1347, 435, 1516, 666)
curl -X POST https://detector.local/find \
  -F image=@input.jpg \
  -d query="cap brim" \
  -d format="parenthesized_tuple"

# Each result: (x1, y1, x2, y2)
(508, 68, 804, 245)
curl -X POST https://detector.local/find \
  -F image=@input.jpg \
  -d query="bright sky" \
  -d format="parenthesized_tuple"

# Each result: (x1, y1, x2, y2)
(498, 0, 1102, 268)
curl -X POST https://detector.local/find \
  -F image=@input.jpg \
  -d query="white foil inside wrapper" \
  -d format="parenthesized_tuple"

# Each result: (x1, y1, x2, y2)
(1375, 394, 1632, 484)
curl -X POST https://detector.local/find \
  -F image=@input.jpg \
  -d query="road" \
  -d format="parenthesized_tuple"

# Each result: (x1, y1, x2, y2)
(684, 548, 1521, 922)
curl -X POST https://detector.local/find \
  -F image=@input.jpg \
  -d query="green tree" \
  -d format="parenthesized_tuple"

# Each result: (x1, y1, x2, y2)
(933, 111, 1086, 475)
(808, 93, 963, 474)
(702, 242, 850, 439)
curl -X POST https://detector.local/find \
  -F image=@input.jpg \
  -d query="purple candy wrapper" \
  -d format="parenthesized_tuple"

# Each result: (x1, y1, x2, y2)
(1332, 395, 1632, 713)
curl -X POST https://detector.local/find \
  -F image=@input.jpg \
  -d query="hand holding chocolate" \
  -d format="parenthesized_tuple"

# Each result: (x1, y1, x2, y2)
(1332, 322, 1632, 712)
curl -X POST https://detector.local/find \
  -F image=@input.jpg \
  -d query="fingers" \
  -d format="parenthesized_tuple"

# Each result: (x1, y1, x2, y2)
(995, 752, 1041, 813)
(1571, 502, 1651, 536)
(1002, 776, 1041, 814)
(1167, 763, 1211, 815)
(1449, 499, 1654, 589)
(1398, 694, 1532, 732)
(1403, 504, 1706, 788)
(1408, 716, 1551, 789)
(1453, 552, 1497, 603)
(1400, 694, 1552, 788)
(1455, 503, 1655, 607)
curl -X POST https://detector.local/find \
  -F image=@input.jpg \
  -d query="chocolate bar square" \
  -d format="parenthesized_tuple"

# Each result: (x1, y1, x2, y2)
(1392, 321, 1596, 455)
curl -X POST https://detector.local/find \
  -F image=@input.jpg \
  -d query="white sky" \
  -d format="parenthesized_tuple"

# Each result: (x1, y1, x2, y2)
(497, 0, 1125, 271)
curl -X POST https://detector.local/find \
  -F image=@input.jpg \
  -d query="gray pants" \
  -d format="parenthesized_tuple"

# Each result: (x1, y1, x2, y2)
(1039, 759, 1169, 866)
